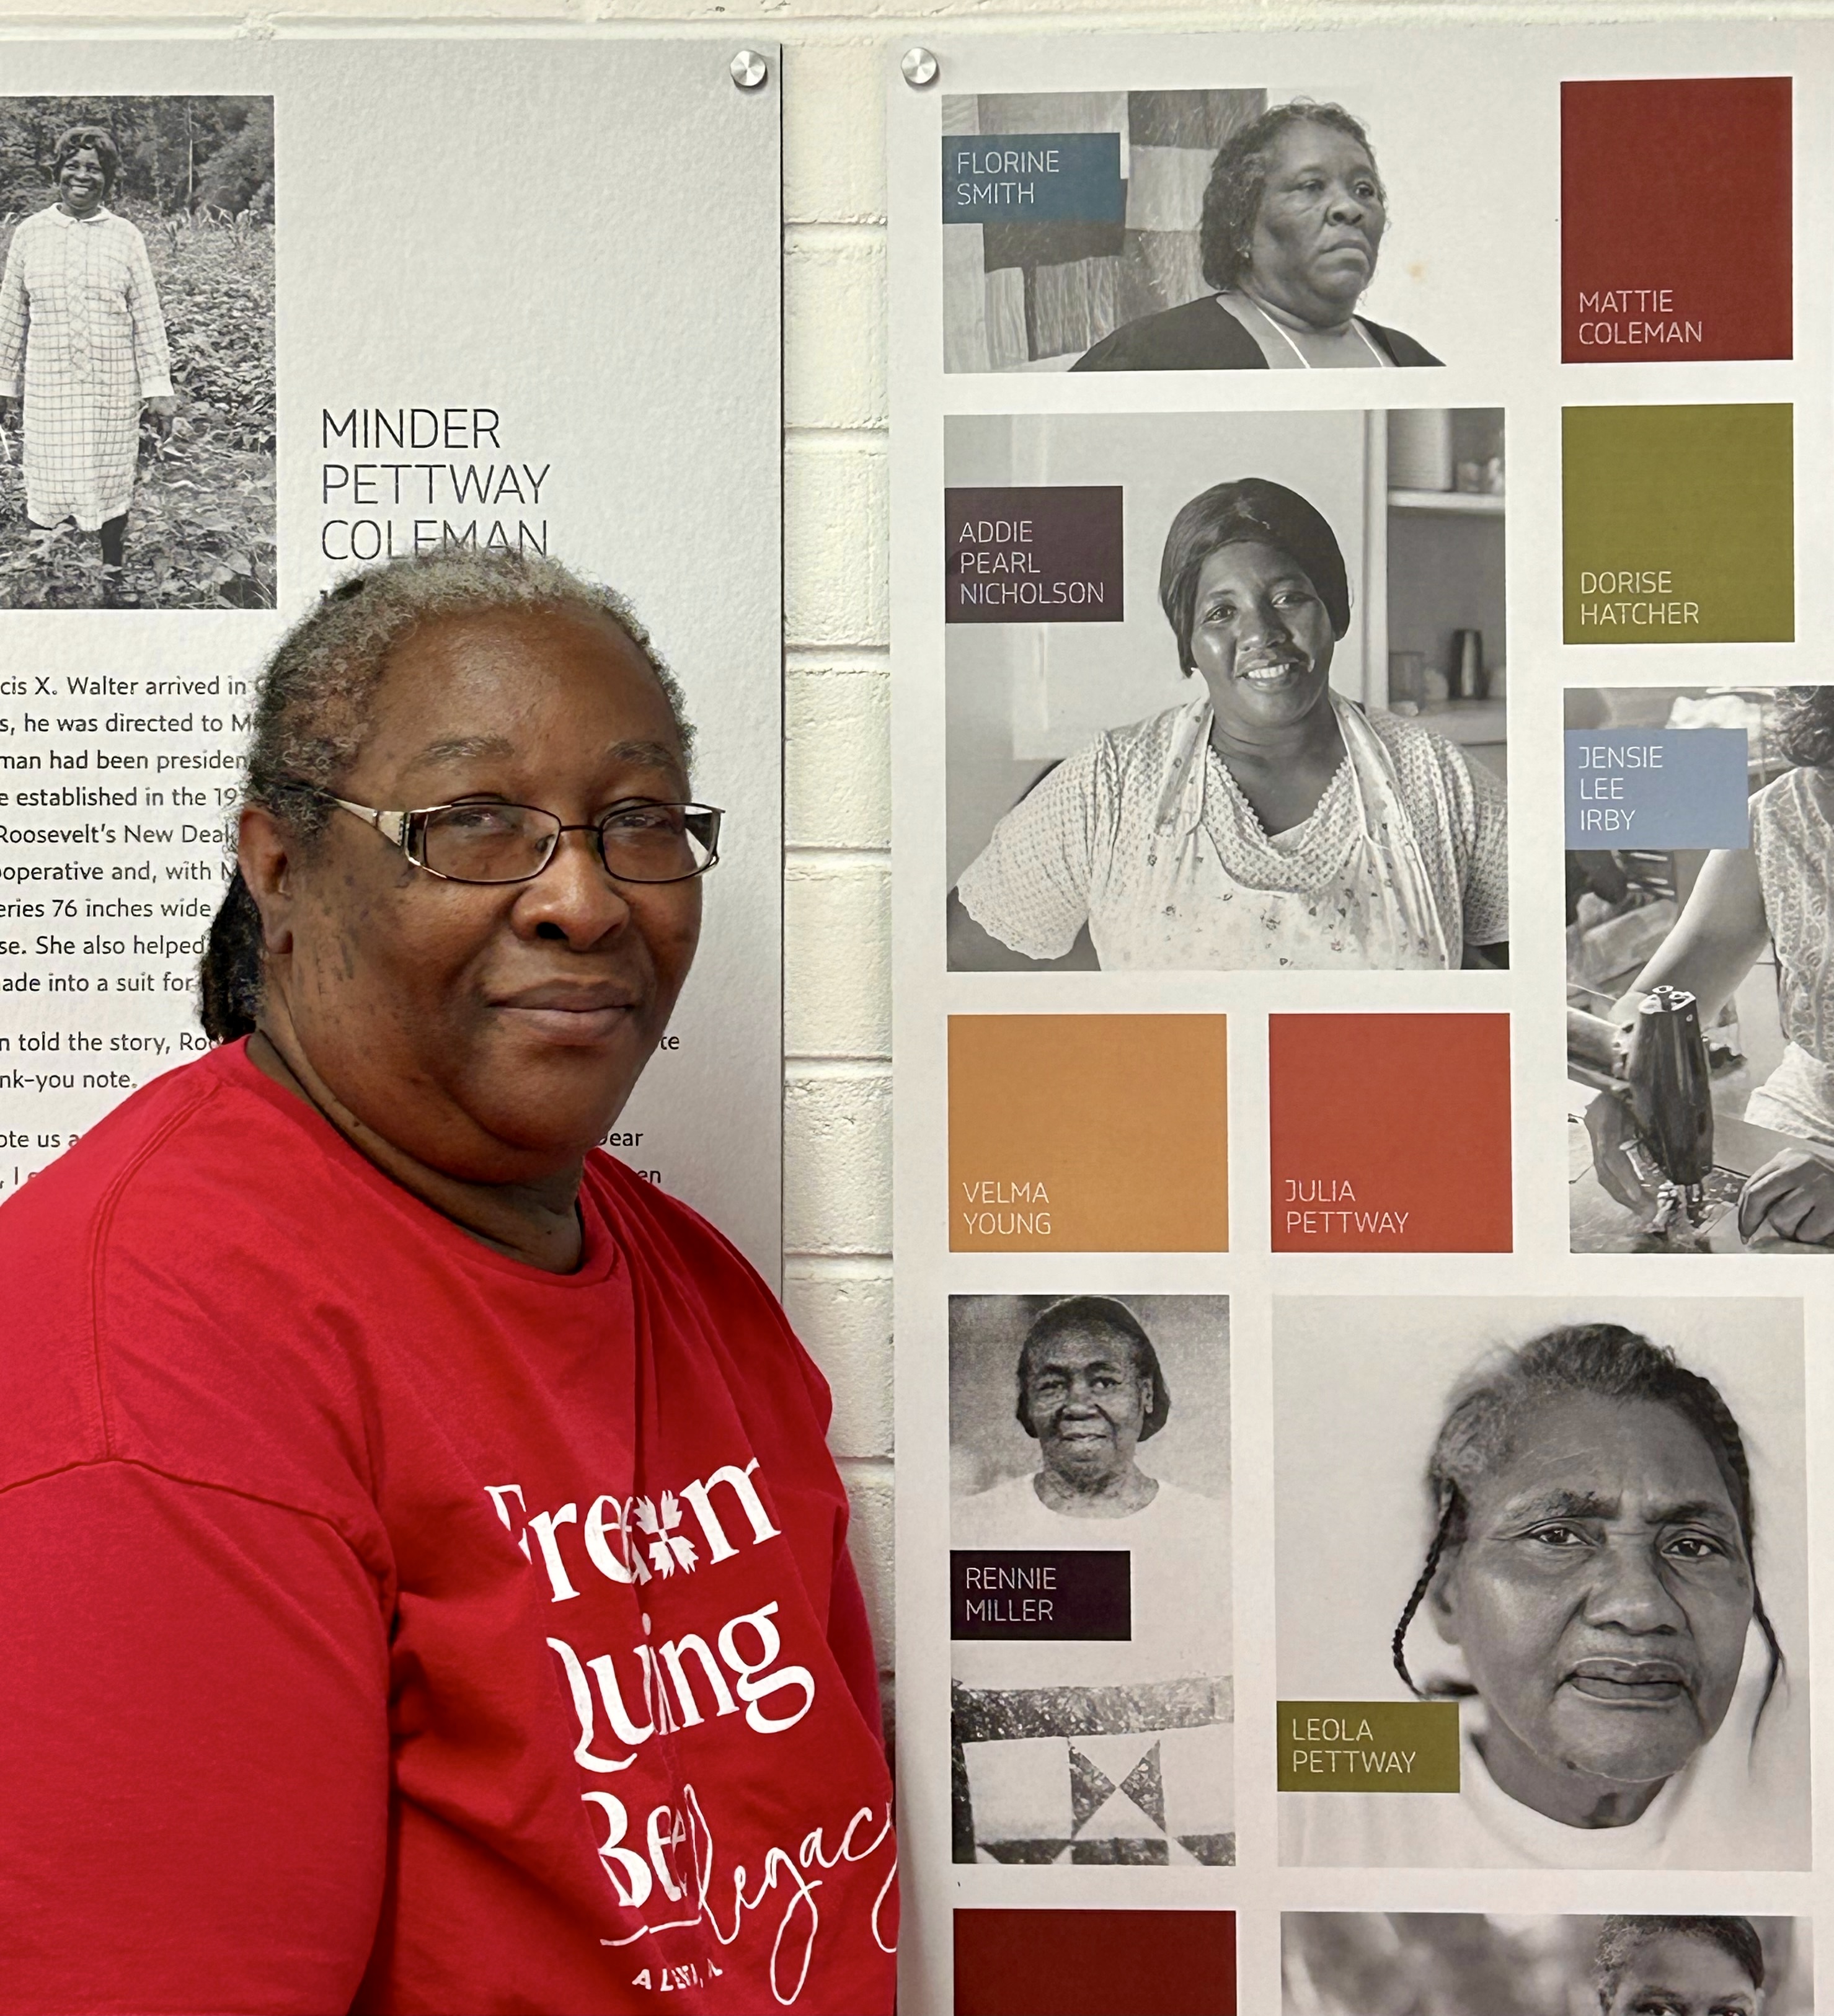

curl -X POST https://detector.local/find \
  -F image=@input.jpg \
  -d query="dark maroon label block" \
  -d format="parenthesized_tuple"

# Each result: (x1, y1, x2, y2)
(955, 1908, 1236, 2016)
(950, 1549, 1131, 1640)
(946, 485, 1123, 623)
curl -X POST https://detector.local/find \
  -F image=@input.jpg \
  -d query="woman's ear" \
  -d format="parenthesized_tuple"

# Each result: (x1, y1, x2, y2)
(237, 804, 297, 955)
(1428, 1550, 1464, 1643)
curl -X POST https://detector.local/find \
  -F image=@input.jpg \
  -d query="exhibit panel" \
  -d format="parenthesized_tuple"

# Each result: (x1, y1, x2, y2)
(892, 22, 1834, 2016)
(0, 35, 784, 1277)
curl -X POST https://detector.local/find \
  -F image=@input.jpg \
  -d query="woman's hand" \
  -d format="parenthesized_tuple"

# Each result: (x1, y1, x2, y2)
(1738, 1149, 1834, 1246)
(144, 394, 176, 438)
(1584, 1086, 1660, 1221)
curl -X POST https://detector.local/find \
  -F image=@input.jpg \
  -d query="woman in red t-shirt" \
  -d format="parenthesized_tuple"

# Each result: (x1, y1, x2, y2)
(0, 550, 897, 2015)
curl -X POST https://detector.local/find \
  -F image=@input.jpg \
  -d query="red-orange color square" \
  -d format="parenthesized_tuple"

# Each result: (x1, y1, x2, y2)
(954, 1908, 1236, 2016)
(1562, 77, 1791, 363)
(1269, 1013, 1512, 1252)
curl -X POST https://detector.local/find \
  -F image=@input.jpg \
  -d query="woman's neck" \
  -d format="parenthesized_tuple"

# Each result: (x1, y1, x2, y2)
(1240, 278, 1355, 337)
(1032, 1463, 1159, 1517)
(246, 1023, 587, 1273)
(1207, 691, 1344, 776)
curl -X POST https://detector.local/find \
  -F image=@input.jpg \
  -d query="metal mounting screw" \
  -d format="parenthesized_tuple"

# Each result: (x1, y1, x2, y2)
(730, 48, 769, 91)
(901, 46, 939, 89)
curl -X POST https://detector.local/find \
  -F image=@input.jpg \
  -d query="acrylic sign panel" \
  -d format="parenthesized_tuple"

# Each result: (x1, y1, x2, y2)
(0, 38, 783, 1279)
(890, 21, 1834, 2016)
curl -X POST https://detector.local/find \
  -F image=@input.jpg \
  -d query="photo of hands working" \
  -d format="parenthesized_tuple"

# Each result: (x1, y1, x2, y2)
(1567, 686, 1834, 1252)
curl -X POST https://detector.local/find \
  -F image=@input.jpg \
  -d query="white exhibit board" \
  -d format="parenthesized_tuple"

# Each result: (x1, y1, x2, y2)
(891, 23, 1834, 2016)
(0, 35, 783, 1279)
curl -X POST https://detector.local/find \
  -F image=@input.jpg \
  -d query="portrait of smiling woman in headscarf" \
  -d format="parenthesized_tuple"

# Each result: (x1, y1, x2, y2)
(948, 474, 1508, 971)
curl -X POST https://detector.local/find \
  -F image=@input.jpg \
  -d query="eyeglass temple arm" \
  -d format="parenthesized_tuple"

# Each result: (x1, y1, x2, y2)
(327, 794, 412, 851)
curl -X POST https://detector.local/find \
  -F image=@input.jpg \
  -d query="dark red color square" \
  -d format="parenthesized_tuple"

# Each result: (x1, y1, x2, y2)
(1562, 77, 1791, 362)
(1270, 1013, 1512, 1252)
(953, 1908, 1236, 2016)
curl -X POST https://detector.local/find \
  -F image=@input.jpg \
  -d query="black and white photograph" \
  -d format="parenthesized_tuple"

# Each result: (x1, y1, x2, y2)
(946, 407, 1507, 970)
(1567, 687, 1834, 1253)
(0, 96, 274, 608)
(942, 88, 1447, 372)
(1275, 1296, 1809, 1870)
(949, 1292, 1232, 1866)
(1283, 1912, 1810, 2016)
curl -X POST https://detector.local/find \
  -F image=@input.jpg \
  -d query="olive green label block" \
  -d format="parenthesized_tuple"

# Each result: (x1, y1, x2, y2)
(1564, 404, 1794, 644)
(1277, 1700, 1460, 1793)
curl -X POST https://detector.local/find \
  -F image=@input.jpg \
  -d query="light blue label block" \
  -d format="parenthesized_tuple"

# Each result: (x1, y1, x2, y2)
(1565, 727, 1750, 848)
(941, 133, 1124, 224)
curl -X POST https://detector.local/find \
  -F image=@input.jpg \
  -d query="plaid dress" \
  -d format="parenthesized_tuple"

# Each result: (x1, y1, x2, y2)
(0, 206, 173, 530)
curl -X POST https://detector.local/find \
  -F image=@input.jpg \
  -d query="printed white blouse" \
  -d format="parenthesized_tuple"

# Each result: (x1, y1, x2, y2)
(1743, 765, 1834, 1143)
(957, 690, 1508, 970)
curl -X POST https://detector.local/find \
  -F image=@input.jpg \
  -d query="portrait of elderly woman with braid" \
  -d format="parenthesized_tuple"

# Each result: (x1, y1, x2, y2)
(0, 549, 897, 2014)
(949, 473, 1507, 970)
(1283, 1323, 1804, 1870)
(1074, 101, 1440, 373)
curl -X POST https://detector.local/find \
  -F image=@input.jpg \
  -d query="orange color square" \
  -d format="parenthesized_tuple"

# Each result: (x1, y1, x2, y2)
(1269, 1014, 1510, 1252)
(949, 1015, 1228, 1252)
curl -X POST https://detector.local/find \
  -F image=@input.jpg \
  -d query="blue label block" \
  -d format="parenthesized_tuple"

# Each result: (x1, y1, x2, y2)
(941, 133, 1124, 224)
(1565, 727, 1750, 848)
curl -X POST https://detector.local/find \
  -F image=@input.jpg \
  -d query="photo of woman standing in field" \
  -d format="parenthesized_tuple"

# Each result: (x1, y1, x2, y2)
(0, 95, 273, 608)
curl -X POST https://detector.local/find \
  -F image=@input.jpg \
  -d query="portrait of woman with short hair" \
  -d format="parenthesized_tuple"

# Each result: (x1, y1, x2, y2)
(1277, 1299, 1808, 1870)
(950, 1295, 1232, 1868)
(1075, 102, 1440, 371)
(1278, 1911, 1805, 2015)
(0, 97, 275, 608)
(0, 549, 895, 2012)
(0, 124, 174, 595)
(1594, 1916, 1771, 2016)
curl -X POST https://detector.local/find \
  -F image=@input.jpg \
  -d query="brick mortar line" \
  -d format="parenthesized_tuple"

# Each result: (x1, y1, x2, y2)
(787, 646, 890, 668)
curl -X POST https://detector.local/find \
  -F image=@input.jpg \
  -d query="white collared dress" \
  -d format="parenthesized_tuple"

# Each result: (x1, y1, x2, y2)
(0, 205, 174, 530)
(957, 691, 1508, 970)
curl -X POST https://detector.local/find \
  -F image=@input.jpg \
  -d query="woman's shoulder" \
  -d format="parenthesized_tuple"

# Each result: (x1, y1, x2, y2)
(583, 1152, 836, 1417)
(0, 1049, 397, 1505)
(95, 211, 150, 247)
(1073, 296, 1265, 372)
(1358, 316, 1442, 366)
(1363, 706, 1486, 777)
(1362, 704, 1461, 769)
(1107, 699, 1197, 750)
(1752, 763, 1820, 822)
(0, 1046, 268, 1254)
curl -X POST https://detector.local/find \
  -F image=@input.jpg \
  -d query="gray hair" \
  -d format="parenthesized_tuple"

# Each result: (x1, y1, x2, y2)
(201, 546, 694, 1042)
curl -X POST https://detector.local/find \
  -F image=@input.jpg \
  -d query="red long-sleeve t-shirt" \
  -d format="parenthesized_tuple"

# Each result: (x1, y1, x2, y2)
(0, 1041, 897, 2014)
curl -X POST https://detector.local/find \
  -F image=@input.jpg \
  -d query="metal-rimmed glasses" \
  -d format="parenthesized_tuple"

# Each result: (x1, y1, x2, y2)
(305, 788, 723, 887)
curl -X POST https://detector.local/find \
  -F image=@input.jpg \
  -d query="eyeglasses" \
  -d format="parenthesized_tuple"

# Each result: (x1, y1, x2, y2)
(306, 789, 722, 887)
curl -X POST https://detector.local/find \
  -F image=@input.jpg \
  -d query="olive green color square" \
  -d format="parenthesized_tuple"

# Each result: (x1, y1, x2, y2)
(1276, 1699, 1460, 1793)
(1564, 404, 1794, 644)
